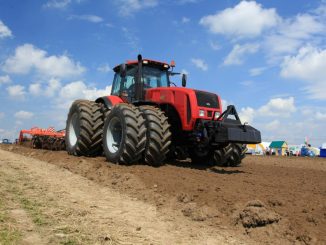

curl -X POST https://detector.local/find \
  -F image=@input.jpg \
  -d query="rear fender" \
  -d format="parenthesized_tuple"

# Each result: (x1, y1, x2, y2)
(95, 95, 124, 110)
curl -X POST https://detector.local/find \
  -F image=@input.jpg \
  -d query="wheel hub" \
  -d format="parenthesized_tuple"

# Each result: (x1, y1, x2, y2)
(68, 113, 79, 147)
(106, 117, 122, 153)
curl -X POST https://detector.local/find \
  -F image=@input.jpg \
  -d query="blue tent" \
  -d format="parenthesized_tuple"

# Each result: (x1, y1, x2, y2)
(321, 149, 326, 158)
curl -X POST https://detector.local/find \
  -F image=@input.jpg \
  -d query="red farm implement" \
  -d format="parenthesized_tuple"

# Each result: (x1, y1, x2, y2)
(19, 127, 66, 151)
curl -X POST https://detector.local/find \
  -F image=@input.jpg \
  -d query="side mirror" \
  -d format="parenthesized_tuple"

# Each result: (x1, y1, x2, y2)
(182, 74, 187, 87)
(120, 63, 126, 77)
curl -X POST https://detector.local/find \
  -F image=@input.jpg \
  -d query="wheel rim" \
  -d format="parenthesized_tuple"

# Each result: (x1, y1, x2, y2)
(106, 117, 122, 153)
(69, 113, 79, 147)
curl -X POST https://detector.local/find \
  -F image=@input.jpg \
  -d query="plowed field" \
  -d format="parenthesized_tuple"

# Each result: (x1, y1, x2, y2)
(0, 144, 325, 244)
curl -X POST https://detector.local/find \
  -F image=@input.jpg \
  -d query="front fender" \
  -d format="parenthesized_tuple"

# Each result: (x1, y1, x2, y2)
(95, 95, 124, 110)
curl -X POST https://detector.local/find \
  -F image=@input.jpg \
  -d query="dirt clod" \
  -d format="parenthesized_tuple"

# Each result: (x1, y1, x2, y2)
(182, 203, 216, 222)
(177, 193, 194, 203)
(236, 200, 280, 228)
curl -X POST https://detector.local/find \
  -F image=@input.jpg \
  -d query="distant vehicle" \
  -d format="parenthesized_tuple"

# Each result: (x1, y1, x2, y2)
(1, 139, 12, 144)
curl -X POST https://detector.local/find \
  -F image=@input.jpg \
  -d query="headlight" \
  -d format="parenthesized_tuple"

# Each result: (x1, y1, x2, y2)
(214, 111, 221, 119)
(199, 110, 205, 117)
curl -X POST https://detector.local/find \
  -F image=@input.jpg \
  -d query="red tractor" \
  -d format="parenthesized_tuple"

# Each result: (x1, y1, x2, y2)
(65, 55, 261, 166)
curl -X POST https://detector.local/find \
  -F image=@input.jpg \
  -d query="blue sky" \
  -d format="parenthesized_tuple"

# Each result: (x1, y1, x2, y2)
(0, 0, 326, 146)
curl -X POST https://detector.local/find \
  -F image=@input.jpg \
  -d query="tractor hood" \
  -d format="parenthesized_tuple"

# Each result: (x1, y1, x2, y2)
(145, 87, 221, 110)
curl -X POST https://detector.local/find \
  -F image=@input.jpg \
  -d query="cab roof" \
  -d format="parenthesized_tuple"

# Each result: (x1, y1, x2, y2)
(113, 59, 170, 72)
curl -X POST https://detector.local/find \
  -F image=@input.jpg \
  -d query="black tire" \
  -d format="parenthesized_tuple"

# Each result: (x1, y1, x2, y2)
(229, 144, 246, 166)
(139, 106, 171, 166)
(66, 100, 103, 156)
(189, 137, 211, 164)
(228, 144, 241, 166)
(102, 104, 146, 164)
(212, 144, 233, 167)
(32, 136, 42, 149)
(212, 143, 246, 167)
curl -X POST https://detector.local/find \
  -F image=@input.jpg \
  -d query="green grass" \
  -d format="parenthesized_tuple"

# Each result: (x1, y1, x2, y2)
(61, 238, 79, 245)
(0, 228, 22, 245)
(0, 199, 22, 245)
(0, 211, 7, 223)
(20, 197, 48, 226)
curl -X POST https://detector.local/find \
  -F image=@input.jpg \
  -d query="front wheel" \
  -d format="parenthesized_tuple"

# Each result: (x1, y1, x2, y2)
(229, 144, 246, 166)
(102, 104, 146, 164)
(212, 143, 246, 167)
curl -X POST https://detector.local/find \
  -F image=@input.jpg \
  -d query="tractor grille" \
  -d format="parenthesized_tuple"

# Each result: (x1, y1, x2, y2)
(195, 90, 219, 109)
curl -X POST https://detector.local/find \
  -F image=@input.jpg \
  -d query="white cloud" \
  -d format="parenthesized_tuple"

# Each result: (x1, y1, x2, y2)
(0, 20, 12, 39)
(29, 78, 62, 97)
(14, 110, 34, 120)
(122, 27, 140, 52)
(29, 83, 42, 95)
(117, 0, 158, 16)
(280, 46, 326, 100)
(3, 44, 85, 79)
(249, 67, 266, 76)
(191, 58, 208, 71)
(209, 40, 220, 51)
(239, 107, 255, 124)
(258, 97, 296, 117)
(0, 75, 11, 84)
(221, 99, 229, 111)
(68, 15, 103, 23)
(43, 0, 71, 9)
(45, 78, 61, 96)
(238, 96, 296, 126)
(238, 98, 325, 146)
(240, 80, 253, 86)
(7, 85, 25, 97)
(199, 1, 279, 38)
(56, 81, 112, 109)
(264, 35, 302, 57)
(265, 13, 325, 57)
(316, 112, 326, 120)
(279, 14, 324, 40)
(181, 17, 190, 23)
(97, 63, 111, 73)
(264, 119, 281, 131)
(224, 43, 259, 65)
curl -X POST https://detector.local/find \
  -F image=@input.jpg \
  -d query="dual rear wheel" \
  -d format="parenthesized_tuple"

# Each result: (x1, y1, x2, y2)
(102, 104, 171, 166)
(66, 101, 171, 166)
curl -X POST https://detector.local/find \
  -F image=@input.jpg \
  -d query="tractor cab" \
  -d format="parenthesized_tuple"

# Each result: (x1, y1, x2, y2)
(111, 55, 186, 103)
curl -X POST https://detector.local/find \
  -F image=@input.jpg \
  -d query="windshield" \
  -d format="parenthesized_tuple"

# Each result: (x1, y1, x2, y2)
(142, 66, 169, 88)
(111, 65, 169, 96)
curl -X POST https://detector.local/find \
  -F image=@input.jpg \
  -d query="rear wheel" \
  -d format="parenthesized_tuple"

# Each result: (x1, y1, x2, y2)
(103, 104, 146, 164)
(66, 100, 103, 156)
(139, 106, 171, 166)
